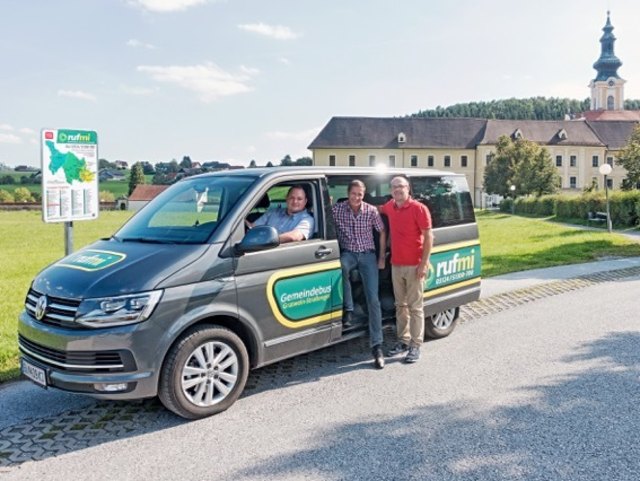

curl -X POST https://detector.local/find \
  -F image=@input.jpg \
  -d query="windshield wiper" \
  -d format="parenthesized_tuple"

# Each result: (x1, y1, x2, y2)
(119, 237, 174, 244)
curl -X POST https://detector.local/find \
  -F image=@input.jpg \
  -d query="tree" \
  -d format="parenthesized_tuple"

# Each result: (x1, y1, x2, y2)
(484, 135, 560, 197)
(295, 156, 313, 166)
(180, 156, 193, 169)
(0, 175, 14, 185)
(248, 159, 257, 168)
(13, 187, 35, 202)
(265, 161, 274, 168)
(99, 158, 115, 170)
(280, 155, 293, 166)
(616, 124, 640, 190)
(128, 162, 146, 195)
(99, 190, 116, 202)
(141, 161, 155, 175)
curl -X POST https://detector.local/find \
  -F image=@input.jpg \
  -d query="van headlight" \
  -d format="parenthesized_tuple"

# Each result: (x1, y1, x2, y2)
(75, 290, 163, 328)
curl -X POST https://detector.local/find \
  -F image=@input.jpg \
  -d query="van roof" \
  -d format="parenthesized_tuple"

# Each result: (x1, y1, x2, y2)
(187, 166, 463, 181)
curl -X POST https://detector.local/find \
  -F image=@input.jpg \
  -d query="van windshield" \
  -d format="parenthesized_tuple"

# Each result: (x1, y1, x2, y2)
(115, 176, 255, 244)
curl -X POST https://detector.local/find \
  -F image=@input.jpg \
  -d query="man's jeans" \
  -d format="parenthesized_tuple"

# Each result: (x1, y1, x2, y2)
(341, 251, 383, 347)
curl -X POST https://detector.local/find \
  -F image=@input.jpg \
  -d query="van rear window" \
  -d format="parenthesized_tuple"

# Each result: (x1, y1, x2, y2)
(411, 176, 475, 228)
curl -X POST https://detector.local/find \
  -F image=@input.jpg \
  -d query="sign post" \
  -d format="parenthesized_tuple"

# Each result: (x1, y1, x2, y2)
(40, 129, 99, 255)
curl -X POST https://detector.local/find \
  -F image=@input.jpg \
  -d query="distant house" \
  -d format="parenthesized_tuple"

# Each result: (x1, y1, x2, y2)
(128, 184, 169, 211)
(114, 160, 129, 170)
(99, 169, 126, 182)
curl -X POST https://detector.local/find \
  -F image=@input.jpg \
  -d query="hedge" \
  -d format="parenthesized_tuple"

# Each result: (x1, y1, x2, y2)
(500, 190, 640, 227)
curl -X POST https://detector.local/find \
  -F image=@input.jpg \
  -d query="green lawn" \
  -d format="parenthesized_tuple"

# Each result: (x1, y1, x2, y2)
(1, 209, 639, 383)
(477, 210, 640, 276)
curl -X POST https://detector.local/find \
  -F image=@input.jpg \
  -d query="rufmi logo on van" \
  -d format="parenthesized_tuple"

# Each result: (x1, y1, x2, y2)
(426, 245, 481, 290)
(57, 249, 126, 271)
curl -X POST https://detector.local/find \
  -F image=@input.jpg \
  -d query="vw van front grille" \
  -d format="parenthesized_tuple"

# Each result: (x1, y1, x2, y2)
(25, 289, 81, 328)
(18, 335, 128, 372)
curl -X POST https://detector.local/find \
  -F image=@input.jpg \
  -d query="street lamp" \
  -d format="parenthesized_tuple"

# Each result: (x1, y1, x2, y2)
(599, 163, 613, 233)
(509, 184, 516, 214)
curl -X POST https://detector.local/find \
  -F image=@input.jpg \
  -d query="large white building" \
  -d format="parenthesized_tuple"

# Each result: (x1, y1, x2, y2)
(308, 12, 639, 206)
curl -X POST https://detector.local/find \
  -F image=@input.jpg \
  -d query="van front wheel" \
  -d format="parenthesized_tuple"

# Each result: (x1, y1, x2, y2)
(424, 307, 459, 339)
(159, 325, 249, 419)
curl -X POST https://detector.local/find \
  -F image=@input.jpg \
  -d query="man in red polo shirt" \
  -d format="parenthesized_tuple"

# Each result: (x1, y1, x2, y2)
(381, 176, 433, 363)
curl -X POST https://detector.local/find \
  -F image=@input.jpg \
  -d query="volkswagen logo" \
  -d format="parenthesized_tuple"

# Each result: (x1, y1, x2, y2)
(35, 295, 48, 321)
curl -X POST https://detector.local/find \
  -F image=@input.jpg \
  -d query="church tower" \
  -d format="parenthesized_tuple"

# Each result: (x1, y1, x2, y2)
(589, 11, 625, 111)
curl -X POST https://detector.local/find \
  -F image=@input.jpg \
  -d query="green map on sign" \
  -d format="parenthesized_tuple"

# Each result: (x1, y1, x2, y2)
(45, 140, 95, 184)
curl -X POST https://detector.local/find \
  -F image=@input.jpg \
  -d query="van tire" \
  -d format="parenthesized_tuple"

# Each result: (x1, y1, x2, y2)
(159, 325, 249, 420)
(424, 307, 459, 339)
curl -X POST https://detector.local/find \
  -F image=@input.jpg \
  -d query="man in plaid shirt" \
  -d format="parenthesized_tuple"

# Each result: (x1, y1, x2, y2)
(332, 180, 387, 369)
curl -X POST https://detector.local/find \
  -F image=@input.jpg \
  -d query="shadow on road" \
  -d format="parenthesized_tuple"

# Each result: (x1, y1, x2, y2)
(226, 331, 640, 481)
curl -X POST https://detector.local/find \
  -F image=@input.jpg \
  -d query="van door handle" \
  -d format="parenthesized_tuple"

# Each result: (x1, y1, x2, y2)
(315, 247, 333, 258)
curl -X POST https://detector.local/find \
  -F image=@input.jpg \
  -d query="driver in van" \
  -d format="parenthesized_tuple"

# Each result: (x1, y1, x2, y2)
(246, 185, 315, 243)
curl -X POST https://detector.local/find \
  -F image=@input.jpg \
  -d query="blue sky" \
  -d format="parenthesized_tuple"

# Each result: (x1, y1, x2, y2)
(1, 0, 639, 168)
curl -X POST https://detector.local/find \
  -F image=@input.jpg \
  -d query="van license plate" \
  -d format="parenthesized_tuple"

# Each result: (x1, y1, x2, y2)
(21, 359, 47, 389)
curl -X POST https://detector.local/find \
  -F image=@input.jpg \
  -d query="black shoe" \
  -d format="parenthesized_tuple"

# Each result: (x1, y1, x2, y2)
(342, 310, 354, 328)
(372, 345, 385, 370)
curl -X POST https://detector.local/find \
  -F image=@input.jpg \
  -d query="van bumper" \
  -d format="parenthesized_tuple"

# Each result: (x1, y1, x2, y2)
(17, 311, 160, 400)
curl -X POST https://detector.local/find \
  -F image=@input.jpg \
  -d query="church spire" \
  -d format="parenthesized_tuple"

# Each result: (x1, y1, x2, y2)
(593, 11, 622, 82)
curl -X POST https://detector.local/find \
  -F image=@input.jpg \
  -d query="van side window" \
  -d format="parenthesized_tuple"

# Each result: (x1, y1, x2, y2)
(248, 181, 319, 241)
(410, 176, 475, 228)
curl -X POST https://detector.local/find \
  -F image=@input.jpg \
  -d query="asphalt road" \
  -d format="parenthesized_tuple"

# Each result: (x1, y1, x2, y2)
(2, 275, 639, 481)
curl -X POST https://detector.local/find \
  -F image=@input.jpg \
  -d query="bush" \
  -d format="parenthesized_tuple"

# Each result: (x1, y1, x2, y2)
(13, 187, 35, 203)
(99, 190, 116, 202)
(0, 189, 14, 202)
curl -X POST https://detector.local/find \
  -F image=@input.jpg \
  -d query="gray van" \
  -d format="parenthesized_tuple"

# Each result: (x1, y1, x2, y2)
(18, 167, 481, 419)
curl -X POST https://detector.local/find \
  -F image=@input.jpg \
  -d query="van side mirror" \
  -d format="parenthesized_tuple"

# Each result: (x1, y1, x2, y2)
(235, 226, 280, 255)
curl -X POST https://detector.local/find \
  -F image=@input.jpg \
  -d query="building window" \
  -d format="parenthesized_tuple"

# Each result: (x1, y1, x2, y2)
(410, 155, 418, 167)
(607, 178, 613, 189)
(329, 155, 336, 166)
(570, 155, 577, 167)
(444, 155, 451, 167)
(461, 155, 468, 167)
(486, 154, 492, 165)
(388, 155, 395, 167)
(427, 155, 434, 167)
(569, 176, 577, 189)
(592, 176, 598, 188)
(369, 155, 376, 166)
(607, 156, 613, 166)
(592, 155, 599, 167)
(607, 95, 614, 110)
(348, 155, 356, 167)
(556, 155, 562, 167)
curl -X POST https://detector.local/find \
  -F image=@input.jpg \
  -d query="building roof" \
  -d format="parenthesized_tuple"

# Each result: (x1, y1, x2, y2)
(480, 119, 604, 146)
(579, 110, 640, 121)
(587, 120, 638, 150)
(308, 117, 487, 149)
(128, 184, 169, 201)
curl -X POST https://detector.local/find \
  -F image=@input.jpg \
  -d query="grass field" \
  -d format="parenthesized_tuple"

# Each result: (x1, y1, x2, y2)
(1, 209, 639, 383)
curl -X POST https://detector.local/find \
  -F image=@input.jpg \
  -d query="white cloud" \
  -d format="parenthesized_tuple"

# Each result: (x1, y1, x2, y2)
(265, 127, 321, 142)
(278, 57, 291, 66)
(19, 127, 35, 135)
(137, 62, 254, 102)
(0, 133, 22, 144)
(238, 23, 299, 40)
(57, 90, 97, 101)
(128, 0, 210, 13)
(0, 124, 14, 131)
(127, 39, 156, 49)
(240, 65, 260, 76)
